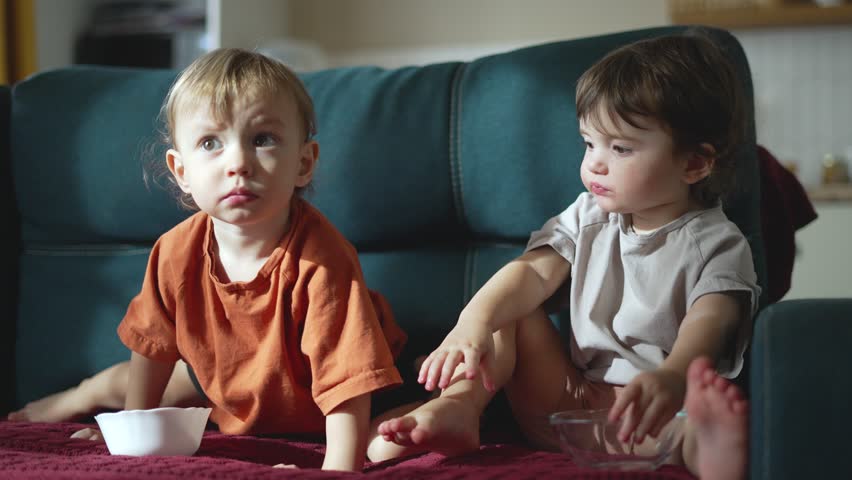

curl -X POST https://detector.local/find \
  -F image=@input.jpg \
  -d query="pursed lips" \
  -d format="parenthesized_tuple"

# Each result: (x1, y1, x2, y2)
(222, 187, 258, 202)
(590, 182, 611, 195)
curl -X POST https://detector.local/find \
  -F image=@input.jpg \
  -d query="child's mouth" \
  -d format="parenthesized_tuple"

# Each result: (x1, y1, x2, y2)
(590, 182, 610, 195)
(223, 188, 258, 205)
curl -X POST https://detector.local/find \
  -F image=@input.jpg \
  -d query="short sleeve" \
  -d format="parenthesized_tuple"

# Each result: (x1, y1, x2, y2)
(299, 247, 402, 415)
(525, 193, 595, 263)
(688, 225, 762, 377)
(117, 238, 181, 363)
(688, 230, 761, 316)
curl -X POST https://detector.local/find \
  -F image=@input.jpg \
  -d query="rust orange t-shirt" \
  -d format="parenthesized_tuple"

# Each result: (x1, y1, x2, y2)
(117, 198, 406, 435)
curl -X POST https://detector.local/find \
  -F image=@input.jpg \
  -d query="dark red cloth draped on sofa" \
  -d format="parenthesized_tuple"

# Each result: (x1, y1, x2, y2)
(757, 145, 817, 303)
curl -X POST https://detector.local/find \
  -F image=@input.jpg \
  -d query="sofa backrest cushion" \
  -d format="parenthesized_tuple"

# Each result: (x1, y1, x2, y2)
(7, 26, 766, 409)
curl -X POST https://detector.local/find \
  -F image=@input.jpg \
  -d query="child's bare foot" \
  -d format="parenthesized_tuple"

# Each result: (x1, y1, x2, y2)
(377, 396, 480, 457)
(7, 386, 91, 422)
(685, 356, 748, 480)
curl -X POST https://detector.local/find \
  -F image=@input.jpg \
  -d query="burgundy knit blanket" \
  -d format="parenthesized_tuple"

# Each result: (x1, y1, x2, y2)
(0, 421, 693, 479)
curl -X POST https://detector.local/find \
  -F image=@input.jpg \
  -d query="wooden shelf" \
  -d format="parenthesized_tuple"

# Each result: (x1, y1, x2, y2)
(808, 184, 852, 202)
(671, 4, 852, 29)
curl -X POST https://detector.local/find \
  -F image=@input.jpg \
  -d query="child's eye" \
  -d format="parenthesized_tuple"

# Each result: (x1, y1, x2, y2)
(612, 145, 632, 155)
(253, 134, 277, 147)
(583, 140, 594, 150)
(200, 138, 222, 151)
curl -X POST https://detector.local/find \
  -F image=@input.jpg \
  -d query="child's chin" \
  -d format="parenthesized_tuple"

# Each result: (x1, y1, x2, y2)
(591, 196, 619, 211)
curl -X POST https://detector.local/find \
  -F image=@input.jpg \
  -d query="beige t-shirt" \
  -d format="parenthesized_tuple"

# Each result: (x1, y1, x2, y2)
(526, 192, 760, 385)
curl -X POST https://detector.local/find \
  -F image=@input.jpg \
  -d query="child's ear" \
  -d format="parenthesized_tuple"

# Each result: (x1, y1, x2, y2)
(682, 143, 716, 185)
(295, 140, 319, 188)
(166, 149, 192, 193)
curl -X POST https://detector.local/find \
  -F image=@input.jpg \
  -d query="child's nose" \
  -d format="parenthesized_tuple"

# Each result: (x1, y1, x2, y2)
(586, 153, 608, 175)
(226, 147, 252, 177)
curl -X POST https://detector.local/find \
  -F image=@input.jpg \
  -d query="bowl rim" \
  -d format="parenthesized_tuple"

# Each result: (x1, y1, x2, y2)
(549, 408, 686, 425)
(95, 406, 212, 420)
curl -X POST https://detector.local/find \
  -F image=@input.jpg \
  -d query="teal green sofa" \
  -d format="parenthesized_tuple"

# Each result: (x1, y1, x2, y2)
(2, 25, 850, 480)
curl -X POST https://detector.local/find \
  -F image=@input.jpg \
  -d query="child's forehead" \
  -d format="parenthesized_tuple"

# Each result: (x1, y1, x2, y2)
(579, 105, 665, 139)
(175, 87, 293, 122)
(579, 111, 636, 138)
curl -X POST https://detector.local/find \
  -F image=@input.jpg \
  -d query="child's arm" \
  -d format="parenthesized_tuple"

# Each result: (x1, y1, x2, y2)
(321, 393, 370, 471)
(609, 291, 745, 442)
(125, 351, 175, 410)
(419, 246, 571, 391)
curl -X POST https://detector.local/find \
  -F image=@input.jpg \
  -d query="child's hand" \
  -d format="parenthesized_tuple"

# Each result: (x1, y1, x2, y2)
(608, 369, 686, 443)
(418, 318, 496, 392)
(69, 427, 104, 442)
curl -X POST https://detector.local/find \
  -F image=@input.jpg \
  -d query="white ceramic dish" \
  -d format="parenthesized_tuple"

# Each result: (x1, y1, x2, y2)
(549, 408, 686, 471)
(95, 407, 211, 456)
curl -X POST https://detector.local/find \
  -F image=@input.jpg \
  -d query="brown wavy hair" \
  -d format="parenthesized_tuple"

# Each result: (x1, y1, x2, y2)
(576, 30, 745, 207)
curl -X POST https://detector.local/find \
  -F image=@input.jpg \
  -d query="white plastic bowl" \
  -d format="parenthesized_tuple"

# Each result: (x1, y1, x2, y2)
(95, 407, 211, 456)
(549, 409, 686, 470)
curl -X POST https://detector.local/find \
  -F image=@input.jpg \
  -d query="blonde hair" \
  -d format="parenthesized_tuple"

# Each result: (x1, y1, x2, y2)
(152, 48, 317, 209)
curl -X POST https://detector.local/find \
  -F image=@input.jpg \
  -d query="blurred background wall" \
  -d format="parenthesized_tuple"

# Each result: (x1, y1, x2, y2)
(288, 0, 668, 66)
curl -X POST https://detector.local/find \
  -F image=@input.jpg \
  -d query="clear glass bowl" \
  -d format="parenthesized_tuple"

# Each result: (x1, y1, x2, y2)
(549, 408, 686, 470)
(95, 407, 211, 456)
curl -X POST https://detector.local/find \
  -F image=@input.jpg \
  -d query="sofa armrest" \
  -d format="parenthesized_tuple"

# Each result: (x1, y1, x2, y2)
(749, 298, 852, 480)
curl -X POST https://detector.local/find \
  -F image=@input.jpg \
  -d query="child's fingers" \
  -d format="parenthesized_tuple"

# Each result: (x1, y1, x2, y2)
(462, 347, 483, 380)
(634, 399, 666, 442)
(417, 352, 437, 383)
(438, 350, 463, 389)
(609, 384, 639, 422)
(70, 427, 103, 442)
(424, 351, 449, 390)
(479, 351, 496, 392)
(617, 406, 641, 443)
(616, 390, 654, 442)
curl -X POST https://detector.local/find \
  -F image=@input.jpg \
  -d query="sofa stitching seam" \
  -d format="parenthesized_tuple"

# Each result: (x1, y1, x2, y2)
(449, 62, 468, 230)
(450, 62, 474, 306)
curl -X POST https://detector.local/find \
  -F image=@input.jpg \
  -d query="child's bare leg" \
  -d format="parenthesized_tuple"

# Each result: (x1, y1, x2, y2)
(372, 322, 519, 461)
(8, 360, 203, 423)
(502, 309, 592, 448)
(679, 356, 748, 480)
(8, 362, 131, 422)
(158, 360, 207, 409)
(374, 308, 575, 460)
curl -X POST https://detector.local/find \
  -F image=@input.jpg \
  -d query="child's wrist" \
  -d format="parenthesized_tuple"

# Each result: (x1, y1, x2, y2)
(657, 362, 689, 380)
(458, 308, 494, 332)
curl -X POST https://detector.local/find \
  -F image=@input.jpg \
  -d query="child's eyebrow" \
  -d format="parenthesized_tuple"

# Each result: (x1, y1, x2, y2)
(579, 127, 640, 143)
(613, 133, 641, 143)
(189, 120, 226, 132)
(250, 115, 286, 127)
